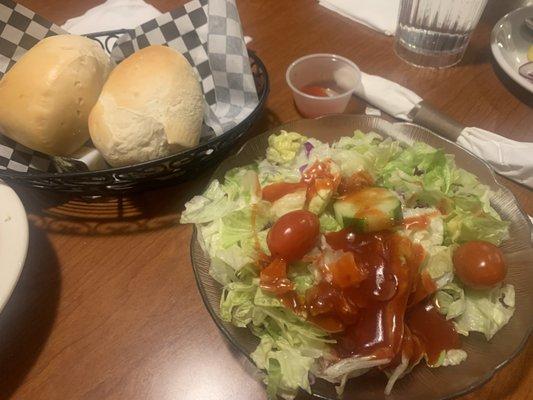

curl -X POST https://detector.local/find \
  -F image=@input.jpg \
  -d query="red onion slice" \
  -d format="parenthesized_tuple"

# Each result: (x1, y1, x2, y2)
(518, 61, 533, 81)
(303, 141, 314, 157)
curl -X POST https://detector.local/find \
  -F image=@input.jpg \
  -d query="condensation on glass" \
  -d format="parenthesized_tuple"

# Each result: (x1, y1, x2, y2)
(395, 0, 489, 68)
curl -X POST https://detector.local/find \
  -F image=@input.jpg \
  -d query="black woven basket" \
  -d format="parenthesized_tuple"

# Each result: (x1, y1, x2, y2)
(0, 30, 269, 194)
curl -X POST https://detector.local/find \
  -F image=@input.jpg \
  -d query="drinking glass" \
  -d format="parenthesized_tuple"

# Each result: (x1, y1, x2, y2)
(395, 0, 489, 68)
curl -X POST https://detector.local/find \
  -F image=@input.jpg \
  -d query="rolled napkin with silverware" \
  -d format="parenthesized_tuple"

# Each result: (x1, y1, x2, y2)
(352, 72, 533, 189)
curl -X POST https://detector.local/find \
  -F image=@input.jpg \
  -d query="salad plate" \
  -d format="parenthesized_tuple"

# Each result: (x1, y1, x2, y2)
(0, 183, 28, 313)
(186, 115, 532, 400)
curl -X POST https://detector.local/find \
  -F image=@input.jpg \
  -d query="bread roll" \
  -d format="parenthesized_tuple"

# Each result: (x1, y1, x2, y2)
(88, 45, 204, 167)
(0, 35, 112, 156)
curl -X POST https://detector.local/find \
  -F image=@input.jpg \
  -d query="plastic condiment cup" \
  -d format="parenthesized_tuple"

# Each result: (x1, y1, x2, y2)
(286, 54, 361, 118)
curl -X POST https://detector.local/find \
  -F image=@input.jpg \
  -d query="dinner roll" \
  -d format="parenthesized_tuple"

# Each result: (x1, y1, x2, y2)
(88, 45, 204, 167)
(0, 35, 112, 156)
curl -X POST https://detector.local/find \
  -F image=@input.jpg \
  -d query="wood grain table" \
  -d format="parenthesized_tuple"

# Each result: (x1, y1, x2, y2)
(0, 1, 531, 399)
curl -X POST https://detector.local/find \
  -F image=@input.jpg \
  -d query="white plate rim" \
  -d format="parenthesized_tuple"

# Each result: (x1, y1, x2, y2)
(490, 5, 533, 94)
(0, 183, 28, 313)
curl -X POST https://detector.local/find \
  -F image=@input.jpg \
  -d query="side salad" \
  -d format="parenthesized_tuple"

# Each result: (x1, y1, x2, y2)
(181, 130, 514, 399)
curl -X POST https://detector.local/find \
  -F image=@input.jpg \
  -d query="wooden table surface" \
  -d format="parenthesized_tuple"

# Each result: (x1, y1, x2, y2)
(0, 0, 531, 399)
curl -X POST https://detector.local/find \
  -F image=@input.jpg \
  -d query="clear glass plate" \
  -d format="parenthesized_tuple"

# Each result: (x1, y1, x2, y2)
(190, 115, 533, 400)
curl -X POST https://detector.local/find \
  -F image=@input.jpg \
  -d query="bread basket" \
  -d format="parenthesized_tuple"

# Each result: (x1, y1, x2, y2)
(0, 30, 269, 194)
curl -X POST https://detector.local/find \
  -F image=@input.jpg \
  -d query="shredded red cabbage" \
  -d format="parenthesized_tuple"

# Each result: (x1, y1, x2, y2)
(304, 141, 314, 157)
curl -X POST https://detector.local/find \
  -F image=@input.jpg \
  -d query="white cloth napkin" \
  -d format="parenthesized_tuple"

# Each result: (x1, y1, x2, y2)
(353, 72, 533, 189)
(356, 73, 422, 120)
(61, 0, 161, 34)
(319, 0, 400, 36)
(457, 128, 533, 188)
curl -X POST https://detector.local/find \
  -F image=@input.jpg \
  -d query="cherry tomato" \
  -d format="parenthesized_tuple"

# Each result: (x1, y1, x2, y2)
(453, 241, 507, 289)
(267, 210, 319, 262)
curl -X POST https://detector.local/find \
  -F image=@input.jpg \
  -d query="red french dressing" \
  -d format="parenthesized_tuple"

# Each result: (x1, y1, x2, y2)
(259, 257, 294, 295)
(262, 181, 307, 202)
(408, 269, 436, 308)
(326, 229, 422, 360)
(300, 85, 331, 97)
(257, 163, 459, 366)
(405, 298, 461, 365)
(337, 170, 375, 196)
(261, 160, 339, 207)
(402, 211, 440, 231)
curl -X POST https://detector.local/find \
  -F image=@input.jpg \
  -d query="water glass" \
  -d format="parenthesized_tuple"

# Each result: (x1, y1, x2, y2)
(395, 0, 489, 68)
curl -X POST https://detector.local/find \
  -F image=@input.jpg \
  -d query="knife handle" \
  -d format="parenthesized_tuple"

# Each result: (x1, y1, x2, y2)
(410, 101, 464, 141)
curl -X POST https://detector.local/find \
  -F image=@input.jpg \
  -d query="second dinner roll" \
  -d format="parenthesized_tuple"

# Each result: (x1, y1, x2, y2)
(89, 45, 204, 167)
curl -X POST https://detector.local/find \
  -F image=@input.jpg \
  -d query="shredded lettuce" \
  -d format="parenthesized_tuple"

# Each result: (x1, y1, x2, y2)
(331, 149, 368, 177)
(250, 290, 333, 398)
(430, 349, 467, 368)
(319, 213, 342, 233)
(221, 279, 257, 327)
(435, 282, 466, 320)
(423, 246, 454, 289)
(444, 210, 509, 245)
(316, 355, 391, 396)
(266, 131, 308, 165)
(308, 188, 333, 215)
(270, 191, 306, 220)
(219, 201, 270, 248)
(436, 282, 515, 340)
(253, 336, 315, 399)
(402, 207, 444, 251)
(384, 355, 409, 395)
(257, 157, 302, 186)
(287, 262, 316, 296)
(454, 284, 515, 340)
(180, 180, 234, 224)
(375, 137, 509, 246)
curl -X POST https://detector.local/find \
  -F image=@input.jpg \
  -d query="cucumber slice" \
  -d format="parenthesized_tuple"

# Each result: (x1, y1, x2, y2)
(333, 187, 402, 232)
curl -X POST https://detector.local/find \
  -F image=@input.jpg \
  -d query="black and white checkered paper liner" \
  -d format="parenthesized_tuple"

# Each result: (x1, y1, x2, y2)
(0, 0, 258, 173)
(111, 0, 258, 135)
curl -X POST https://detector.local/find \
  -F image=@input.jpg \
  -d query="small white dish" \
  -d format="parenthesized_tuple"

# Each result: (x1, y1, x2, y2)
(0, 183, 28, 313)
(490, 5, 533, 93)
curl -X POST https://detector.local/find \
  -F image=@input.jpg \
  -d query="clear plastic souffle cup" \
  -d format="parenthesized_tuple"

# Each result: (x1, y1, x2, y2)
(286, 54, 361, 118)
